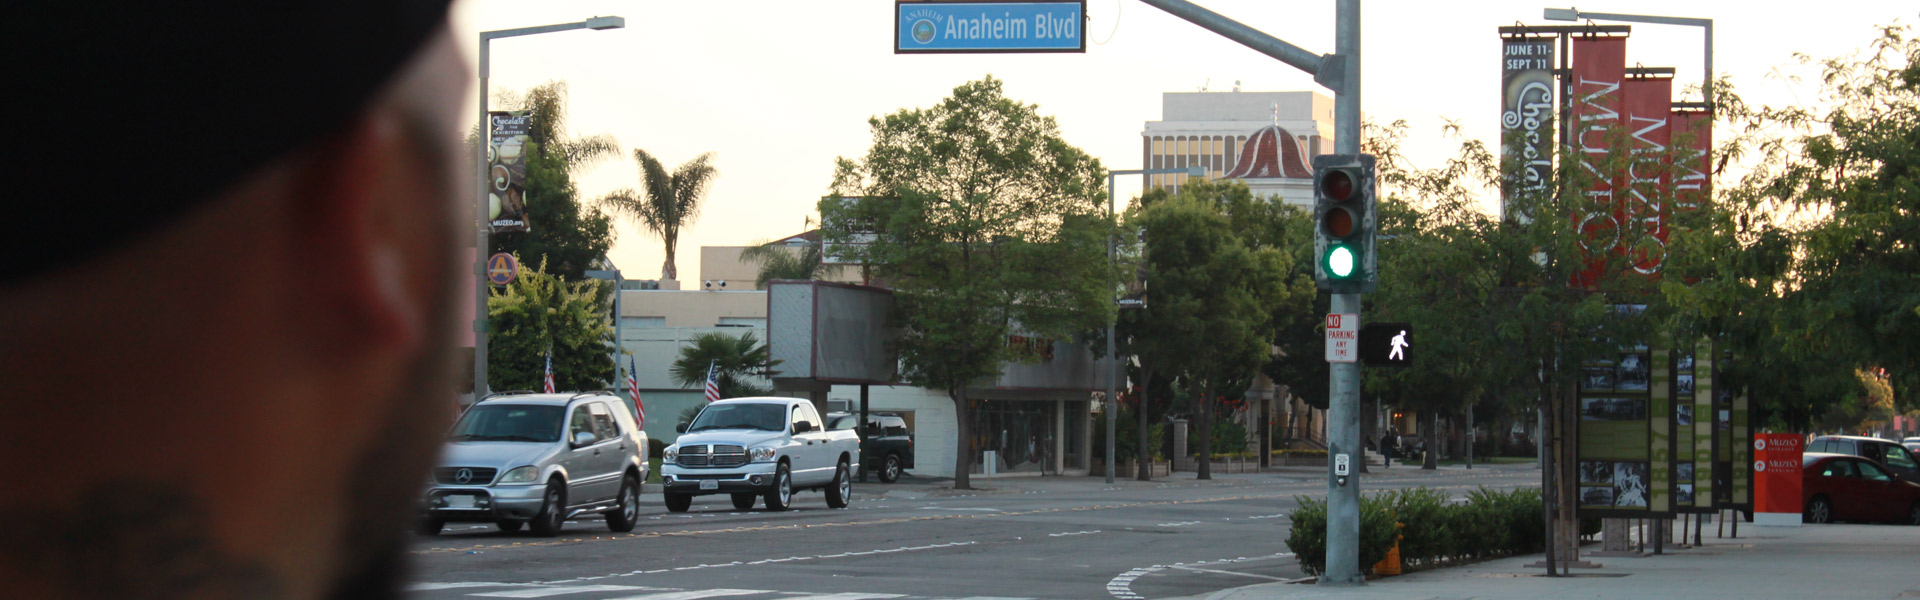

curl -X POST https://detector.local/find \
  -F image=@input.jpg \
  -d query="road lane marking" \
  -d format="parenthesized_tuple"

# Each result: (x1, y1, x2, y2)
(408, 582, 532, 591)
(1166, 565, 1289, 581)
(776, 594, 907, 600)
(1155, 521, 1201, 527)
(1105, 552, 1293, 600)
(474, 585, 654, 597)
(1047, 530, 1101, 537)
(603, 590, 766, 600)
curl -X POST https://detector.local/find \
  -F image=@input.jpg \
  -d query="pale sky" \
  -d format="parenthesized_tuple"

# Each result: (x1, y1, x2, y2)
(450, 1, 1915, 282)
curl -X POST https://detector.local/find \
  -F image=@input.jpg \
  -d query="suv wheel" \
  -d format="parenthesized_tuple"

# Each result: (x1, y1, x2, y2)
(604, 474, 641, 532)
(1806, 496, 1834, 524)
(497, 520, 523, 533)
(1908, 502, 1919, 526)
(731, 493, 756, 510)
(880, 453, 902, 483)
(764, 462, 793, 511)
(529, 481, 567, 536)
(416, 518, 444, 536)
(664, 491, 692, 513)
(826, 459, 852, 509)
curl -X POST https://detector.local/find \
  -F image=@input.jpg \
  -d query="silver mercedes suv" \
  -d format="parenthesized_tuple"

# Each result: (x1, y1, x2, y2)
(418, 392, 648, 536)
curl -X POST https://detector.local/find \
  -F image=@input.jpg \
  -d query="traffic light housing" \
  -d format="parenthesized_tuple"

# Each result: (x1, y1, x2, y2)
(1312, 153, 1377, 293)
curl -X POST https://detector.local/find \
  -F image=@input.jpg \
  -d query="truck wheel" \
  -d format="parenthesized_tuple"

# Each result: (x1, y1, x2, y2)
(763, 462, 792, 511)
(826, 459, 852, 509)
(880, 453, 902, 483)
(529, 481, 567, 536)
(604, 474, 641, 532)
(496, 520, 523, 533)
(664, 491, 692, 513)
(731, 493, 756, 510)
(416, 518, 444, 536)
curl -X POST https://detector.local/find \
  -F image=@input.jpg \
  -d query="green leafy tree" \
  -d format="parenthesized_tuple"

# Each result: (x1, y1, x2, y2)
(821, 76, 1110, 489)
(602, 150, 718, 281)
(669, 331, 780, 399)
(1122, 181, 1296, 479)
(489, 82, 619, 280)
(486, 257, 614, 392)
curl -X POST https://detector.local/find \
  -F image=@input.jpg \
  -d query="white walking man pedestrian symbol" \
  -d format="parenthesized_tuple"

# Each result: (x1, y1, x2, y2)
(1388, 330, 1409, 361)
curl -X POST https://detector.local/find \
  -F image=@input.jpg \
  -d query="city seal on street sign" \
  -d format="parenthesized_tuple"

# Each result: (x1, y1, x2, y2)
(895, 1, 1086, 54)
(1359, 322, 1412, 367)
(486, 252, 518, 286)
(1325, 313, 1358, 363)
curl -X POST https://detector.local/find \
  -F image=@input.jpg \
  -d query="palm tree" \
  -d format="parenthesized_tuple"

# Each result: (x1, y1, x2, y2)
(602, 150, 717, 281)
(670, 331, 780, 399)
(739, 235, 842, 289)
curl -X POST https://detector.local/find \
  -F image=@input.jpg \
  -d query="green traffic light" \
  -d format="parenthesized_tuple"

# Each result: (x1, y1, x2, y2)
(1326, 244, 1356, 279)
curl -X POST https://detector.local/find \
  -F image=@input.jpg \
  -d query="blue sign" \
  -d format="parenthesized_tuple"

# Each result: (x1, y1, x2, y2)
(896, 1, 1085, 53)
(486, 252, 518, 286)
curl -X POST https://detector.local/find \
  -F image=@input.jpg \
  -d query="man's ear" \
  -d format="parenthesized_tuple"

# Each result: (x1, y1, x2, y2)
(284, 111, 436, 358)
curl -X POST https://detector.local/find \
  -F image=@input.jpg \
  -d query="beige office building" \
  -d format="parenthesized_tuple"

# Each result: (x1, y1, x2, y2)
(1141, 90, 1335, 204)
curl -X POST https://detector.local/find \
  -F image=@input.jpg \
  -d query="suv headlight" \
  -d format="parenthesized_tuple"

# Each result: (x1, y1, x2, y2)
(497, 466, 540, 484)
(749, 446, 777, 463)
(664, 446, 679, 463)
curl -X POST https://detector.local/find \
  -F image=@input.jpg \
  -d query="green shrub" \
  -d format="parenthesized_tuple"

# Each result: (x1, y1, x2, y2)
(1385, 488, 1451, 564)
(1290, 486, 1547, 578)
(1211, 419, 1249, 454)
(1286, 493, 1401, 577)
(1271, 449, 1329, 457)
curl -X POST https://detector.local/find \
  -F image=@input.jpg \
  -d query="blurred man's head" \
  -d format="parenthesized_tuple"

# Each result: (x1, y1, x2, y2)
(1, 3, 465, 599)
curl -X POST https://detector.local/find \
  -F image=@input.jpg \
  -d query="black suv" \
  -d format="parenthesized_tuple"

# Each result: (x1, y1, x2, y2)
(828, 412, 914, 483)
(1809, 435, 1920, 482)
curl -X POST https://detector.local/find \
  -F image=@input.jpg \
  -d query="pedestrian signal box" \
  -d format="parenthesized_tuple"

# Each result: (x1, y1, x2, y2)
(1359, 322, 1411, 367)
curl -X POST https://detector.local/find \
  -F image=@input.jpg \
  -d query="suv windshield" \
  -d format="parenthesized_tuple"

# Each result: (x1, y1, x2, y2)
(687, 403, 785, 432)
(447, 404, 565, 443)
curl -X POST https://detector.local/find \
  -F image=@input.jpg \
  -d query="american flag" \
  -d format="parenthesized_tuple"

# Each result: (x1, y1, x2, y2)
(703, 359, 721, 403)
(543, 346, 556, 393)
(627, 355, 645, 427)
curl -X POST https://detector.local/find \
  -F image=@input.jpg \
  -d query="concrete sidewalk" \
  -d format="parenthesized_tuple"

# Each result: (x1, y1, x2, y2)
(1177, 523, 1920, 600)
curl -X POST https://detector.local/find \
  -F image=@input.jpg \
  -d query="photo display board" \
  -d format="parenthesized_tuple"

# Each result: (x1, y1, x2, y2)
(1714, 351, 1752, 512)
(1576, 306, 1673, 518)
(1673, 338, 1714, 513)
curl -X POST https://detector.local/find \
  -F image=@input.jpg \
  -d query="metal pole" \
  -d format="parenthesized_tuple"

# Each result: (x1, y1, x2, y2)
(1105, 171, 1119, 486)
(1321, 0, 1364, 586)
(473, 35, 492, 400)
(860, 384, 871, 483)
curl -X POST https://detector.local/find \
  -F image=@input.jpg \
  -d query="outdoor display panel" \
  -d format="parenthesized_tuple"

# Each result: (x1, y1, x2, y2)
(1576, 306, 1674, 519)
(1715, 351, 1753, 513)
(1675, 339, 1715, 513)
(487, 111, 532, 233)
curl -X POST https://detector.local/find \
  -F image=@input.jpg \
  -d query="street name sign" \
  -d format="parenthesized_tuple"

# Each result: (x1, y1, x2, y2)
(1325, 313, 1357, 363)
(1359, 322, 1412, 367)
(895, 1, 1086, 53)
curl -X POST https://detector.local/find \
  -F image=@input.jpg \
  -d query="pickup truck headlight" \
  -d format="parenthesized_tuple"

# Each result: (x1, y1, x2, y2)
(749, 446, 777, 463)
(664, 446, 679, 463)
(497, 466, 540, 484)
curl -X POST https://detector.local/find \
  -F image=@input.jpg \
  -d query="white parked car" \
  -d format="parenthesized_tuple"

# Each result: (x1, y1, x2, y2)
(662, 398, 861, 511)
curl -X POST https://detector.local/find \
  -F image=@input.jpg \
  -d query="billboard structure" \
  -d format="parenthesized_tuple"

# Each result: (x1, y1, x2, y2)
(487, 111, 533, 233)
(767, 280, 898, 384)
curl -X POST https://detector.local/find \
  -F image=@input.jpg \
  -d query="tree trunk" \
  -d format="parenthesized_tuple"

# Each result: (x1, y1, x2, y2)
(951, 386, 973, 490)
(1422, 410, 1439, 470)
(1137, 367, 1155, 481)
(1196, 383, 1213, 480)
(662, 231, 680, 280)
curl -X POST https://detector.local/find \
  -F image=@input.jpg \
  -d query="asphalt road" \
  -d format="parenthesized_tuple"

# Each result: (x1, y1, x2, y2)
(406, 464, 1541, 600)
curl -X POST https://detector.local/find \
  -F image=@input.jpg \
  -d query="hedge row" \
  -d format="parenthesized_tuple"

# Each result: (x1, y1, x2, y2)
(1285, 486, 1545, 577)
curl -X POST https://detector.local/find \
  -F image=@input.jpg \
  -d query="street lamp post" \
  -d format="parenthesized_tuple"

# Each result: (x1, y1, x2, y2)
(1542, 8, 1713, 108)
(474, 17, 625, 399)
(1103, 166, 1206, 485)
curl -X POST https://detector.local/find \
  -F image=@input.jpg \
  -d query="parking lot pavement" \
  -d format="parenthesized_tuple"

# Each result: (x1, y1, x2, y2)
(1176, 521, 1920, 600)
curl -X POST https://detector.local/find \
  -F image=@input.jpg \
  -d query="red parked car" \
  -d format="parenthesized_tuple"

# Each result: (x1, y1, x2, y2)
(1801, 452, 1920, 525)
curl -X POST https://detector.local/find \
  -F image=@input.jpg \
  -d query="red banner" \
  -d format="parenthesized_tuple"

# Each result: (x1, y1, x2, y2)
(1623, 77, 1672, 277)
(1571, 37, 1626, 288)
(1671, 110, 1712, 213)
(1752, 433, 1804, 521)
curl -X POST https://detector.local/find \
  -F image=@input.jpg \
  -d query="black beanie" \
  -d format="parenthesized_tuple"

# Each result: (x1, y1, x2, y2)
(8, 1, 455, 283)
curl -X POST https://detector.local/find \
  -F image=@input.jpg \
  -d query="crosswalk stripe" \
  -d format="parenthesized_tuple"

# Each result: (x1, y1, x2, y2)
(775, 594, 906, 600)
(473, 585, 654, 597)
(603, 590, 768, 600)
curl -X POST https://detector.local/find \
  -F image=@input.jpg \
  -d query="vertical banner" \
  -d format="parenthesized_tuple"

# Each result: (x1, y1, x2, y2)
(1622, 77, 1672, 277)
(1501, 37, 1556, 222)
(1570, 37, 1627, 288)
(1752, 433, 1804, 526)
(487, 111, 533, 233)
(1670, 110, 1712, 212)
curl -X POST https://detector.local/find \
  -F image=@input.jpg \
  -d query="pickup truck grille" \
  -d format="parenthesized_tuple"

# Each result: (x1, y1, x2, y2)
(432, 467, 497, 485)
(677, 444, 748, 467)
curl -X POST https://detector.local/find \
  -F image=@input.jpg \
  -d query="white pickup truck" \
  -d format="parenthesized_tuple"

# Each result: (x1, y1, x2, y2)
(662, 397, 861, 511)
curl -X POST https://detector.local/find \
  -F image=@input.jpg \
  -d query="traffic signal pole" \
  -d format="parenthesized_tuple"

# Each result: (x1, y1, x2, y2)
(1138, 0, 1366, 586)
